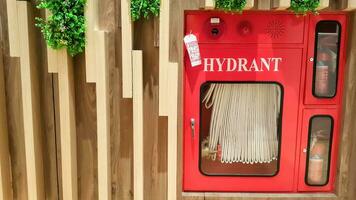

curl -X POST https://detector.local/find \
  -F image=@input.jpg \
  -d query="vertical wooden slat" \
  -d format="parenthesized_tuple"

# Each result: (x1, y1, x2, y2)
(271, 0, 290, 10)
(204, 0, 215, 9)
(159, 0, 170, 116)
(167, 62, 178, 200)
(258, 0, 271, 9)
(17, 2, 45, 200)
(344, 0, 356, 10)
(47, 48, 59, 73)
(159, 1, 180, 198)
(244, 0, 255, 9)
(95, 31, 111, 200)
(0, 46, 13, 200)
(85, 0, 98, 83)
(45, 11, 59, 74)
(85, 0, 112, 198)
(44, 10, 77, 199)
(132, 50, 143, 200)
(317, 0, 329, 10)
(55, 50, 78, 200)
(339, 12, 356, 200)
(5, 0, 19, 57)
(121, 0, 133, 98)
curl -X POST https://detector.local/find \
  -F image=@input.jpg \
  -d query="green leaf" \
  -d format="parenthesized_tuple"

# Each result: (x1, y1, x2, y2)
(291, 0, 320, 14)
(131, 0, 160, 21)
(36, 0, 86, 56)
(215, 0, 247, 12)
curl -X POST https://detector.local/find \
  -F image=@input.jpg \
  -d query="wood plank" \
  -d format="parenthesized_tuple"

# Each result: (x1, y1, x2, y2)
(47, 48, 59, 74)
(56, 50, 78, 200)
(169, 2, 201, 200)
(342, 0, 356, 10)
(17, 2, 45, 200)
(317, 0, 329, 10)
(111, 2, 133, 197)
(159, 0, 170, 116)
(132, 50, 143, 200)
(204, 0, 215, 9)
(121, 0, 133, 98)
(271, 0, 290, 10)
(95, 31, 111, 200)
(167, 62, 178, 200)
(257, 0, 271, 10)
(3, 55, 28, 200)
(244, 0, 255, 9)
(5, 0, 20, 56)
(85, 0, 98, 83)
(341, 12, 356, 200)
(0, 45, 13, 200)
(85, 0, 112, 198)
(74, 54, 98, 200)
(45, 11, 59, 74)
(134, 17, 167, 200)
(34, 9, 61, 199)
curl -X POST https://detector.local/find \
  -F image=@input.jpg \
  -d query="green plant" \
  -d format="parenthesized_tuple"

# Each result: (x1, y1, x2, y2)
(131, 0, 160, 21)
(291, 0, 320, 14)
(36, 0, 86, 56)
(215, 0, 247, 12)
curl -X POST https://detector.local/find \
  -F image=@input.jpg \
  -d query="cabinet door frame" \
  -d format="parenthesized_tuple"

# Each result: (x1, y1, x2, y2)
(297, 108, 341, 192)
(304, 14, 348, 105)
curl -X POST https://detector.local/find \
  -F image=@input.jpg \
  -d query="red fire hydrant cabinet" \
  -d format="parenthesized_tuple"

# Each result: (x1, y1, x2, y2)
(183, 11, 348, 193)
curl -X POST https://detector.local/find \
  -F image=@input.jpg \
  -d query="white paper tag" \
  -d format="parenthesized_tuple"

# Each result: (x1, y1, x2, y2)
(184, 33, 201, 67)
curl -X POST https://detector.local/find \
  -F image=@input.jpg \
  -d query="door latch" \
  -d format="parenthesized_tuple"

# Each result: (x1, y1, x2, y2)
(190, 118, 195, 138)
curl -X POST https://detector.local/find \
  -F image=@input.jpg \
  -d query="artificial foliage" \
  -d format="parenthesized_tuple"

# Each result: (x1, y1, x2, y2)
(291, 0, 320, 14)
(215, 0, 247, 12)
(131, 0, 160, 21)
(36, 0, 86, 56)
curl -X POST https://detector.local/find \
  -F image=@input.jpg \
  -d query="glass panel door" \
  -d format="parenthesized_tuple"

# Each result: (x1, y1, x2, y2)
(306, 116, 333, 186)
(313, 21, 341, 98)
(199, 82, 282, 176)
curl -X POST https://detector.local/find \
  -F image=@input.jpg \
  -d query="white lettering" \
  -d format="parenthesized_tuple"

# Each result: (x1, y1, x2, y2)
(249, 59, 260, 72)
(227, 58, 237, 71)
(238, 58, 249, 71)
(202, 57, 282, 72)
(216, 58, 226, 72)
(272, 58, 282, 71)
(204, 58, 215, 72)
(260, 58, 271, 71)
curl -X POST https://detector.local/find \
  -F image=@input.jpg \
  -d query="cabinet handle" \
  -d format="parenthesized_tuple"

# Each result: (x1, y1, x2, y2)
(190, 118, 195, 138)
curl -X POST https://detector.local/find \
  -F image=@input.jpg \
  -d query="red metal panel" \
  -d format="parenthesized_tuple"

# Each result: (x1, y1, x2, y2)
(185, 11, 306, 44)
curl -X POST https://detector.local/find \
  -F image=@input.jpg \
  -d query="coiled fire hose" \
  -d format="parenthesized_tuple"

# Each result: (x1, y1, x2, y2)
(202, 83, 281, 164)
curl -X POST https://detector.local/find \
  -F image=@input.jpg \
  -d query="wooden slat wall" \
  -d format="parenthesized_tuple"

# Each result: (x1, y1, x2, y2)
(337, 11, 356, 200)
(1, 1, 356, 200)
(121, 0, 133, 98)
(0, 45, 12, 200)
(5, 0, 19, 57)
(132, 50, 143, 200)
(271, 0, 290, 9)
(85, 0, 111, 198)
(17, 2, 45, 199)
(317, 0, 330, 10)
(46, 49, 78, 200)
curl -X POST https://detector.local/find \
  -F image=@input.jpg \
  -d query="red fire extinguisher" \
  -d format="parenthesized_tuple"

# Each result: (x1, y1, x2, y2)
(315, 51, 332, 96)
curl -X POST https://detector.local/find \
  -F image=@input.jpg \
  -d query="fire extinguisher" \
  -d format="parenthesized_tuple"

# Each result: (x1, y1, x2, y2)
(315, 51, 332, 96)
